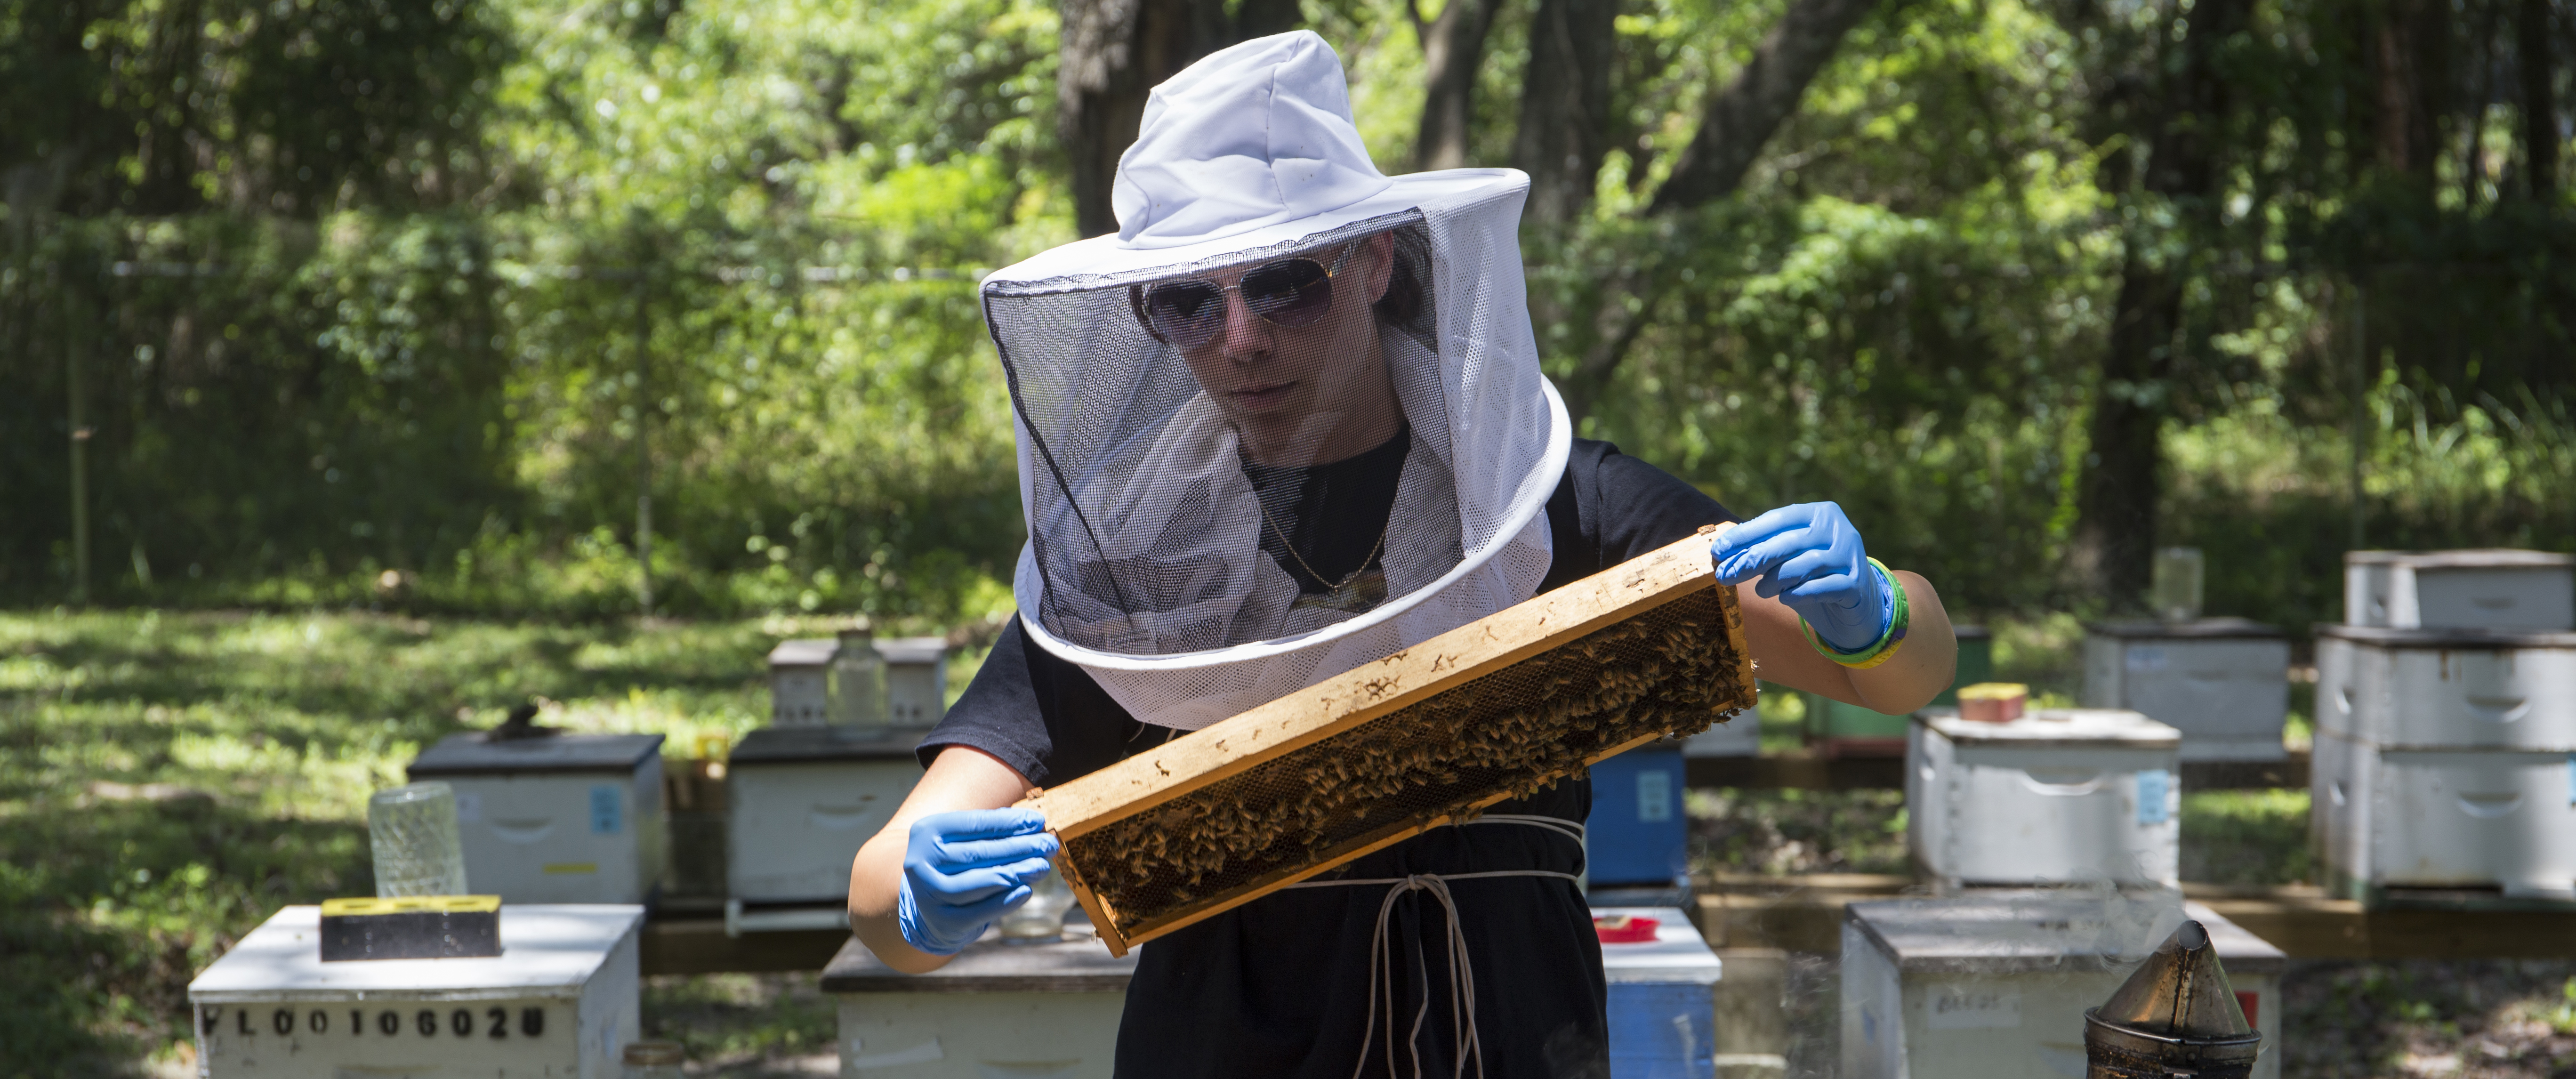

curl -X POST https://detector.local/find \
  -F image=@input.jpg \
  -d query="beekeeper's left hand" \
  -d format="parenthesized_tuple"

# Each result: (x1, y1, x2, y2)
(1710, 502, 1892, 653)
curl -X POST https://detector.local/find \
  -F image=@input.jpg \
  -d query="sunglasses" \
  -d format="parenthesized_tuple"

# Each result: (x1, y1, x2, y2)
(1134, 245, 1359, 350)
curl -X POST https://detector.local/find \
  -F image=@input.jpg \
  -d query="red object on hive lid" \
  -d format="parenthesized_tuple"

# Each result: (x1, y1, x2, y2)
(1593, 915, 1659, 943)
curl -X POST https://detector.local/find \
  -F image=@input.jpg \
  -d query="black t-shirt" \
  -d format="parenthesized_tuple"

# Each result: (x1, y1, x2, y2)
(920, 438, 1733, 1079)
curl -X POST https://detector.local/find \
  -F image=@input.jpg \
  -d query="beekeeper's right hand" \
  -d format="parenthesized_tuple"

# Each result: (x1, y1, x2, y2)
(897, 808, 1060, 955)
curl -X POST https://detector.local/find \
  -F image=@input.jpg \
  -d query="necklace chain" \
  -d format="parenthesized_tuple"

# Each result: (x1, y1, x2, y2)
(1256, 494, 1388, 594)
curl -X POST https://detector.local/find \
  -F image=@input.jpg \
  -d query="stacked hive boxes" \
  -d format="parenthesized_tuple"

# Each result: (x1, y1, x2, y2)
(2313, 550, 2576, 902)
(2080, 618, 2292, 762)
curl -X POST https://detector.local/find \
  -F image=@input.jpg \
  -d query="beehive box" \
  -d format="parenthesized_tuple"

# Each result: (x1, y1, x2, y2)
(2344, 550, 2575, 631)
(2311, 726, 2576, 902)
(408, 734, 666, 906)
(2314, 624, 2576, 750)
(1594, 905, 1725, 1079)
(877, 636, 951, 726)
(2080, 619, 2290, 762)
(189, 904, 644, 1079)
(768, 638, 837, 727)
(726, 725, 929, 906)
(1907, 709, 2182, 889)
(822, 921, 1135, 1078)
(1588, 747, 1689, 890)
(1025, 528, 1756, 956)
(1840, 895, 2283, 1079)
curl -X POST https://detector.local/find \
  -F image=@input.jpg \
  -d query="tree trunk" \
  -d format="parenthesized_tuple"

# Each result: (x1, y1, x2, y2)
(1513, 0, 1619, 224)
(1060, 0, 1298, 237)
(1648, 0, 1885, 213)
(2518, 0, 2557, 199)
(2070, 0, 2249, 609)
(1413, 0, 1507, 170)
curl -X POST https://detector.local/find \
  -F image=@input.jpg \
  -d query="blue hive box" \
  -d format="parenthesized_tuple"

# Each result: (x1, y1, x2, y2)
(1595, 905, 1723, 1079)
(1588, 746, 1689, 888)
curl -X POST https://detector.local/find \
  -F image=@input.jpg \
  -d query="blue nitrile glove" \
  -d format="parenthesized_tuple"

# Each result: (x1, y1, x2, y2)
(1711, 502, 1892, 653)
(896, 808, 1060, 956)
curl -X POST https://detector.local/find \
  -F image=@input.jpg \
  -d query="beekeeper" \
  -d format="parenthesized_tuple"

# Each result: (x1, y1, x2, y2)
(848, 31, 1957, 1076)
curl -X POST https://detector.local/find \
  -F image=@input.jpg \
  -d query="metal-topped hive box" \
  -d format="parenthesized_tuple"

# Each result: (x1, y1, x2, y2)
(822, 921, 1138, 1078)
(2081, 619, 2290, 762)
(188, 904, 644, 1079)
(2344, 549, 2575, 631)
(767, 638, 838, 727)
(725, 725, 931, 908)
(1907, 709, 2182, 889)
(876, 636, 952, 727)
(2314, 624, 2576, 750)
(1841, 894, 2283, 1079)
(408, 733, 666, 905)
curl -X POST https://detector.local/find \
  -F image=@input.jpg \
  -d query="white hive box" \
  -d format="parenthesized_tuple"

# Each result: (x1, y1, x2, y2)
(2344, 549, 2575, 630)
(1593, 906, 1724, 1079)
(189, 904, 644, 1079)
(1840, 894, 2282, 1079)
(1683, 714, 1760, 758)
(823, 923, 1136, 1078)
(2080, 619, 2290, 762)
(2311, 726, 2576, 900)
(1908, 709, 2181, 888)
(770, 638, 838, 727)
(408, 733, 666, 906)
(726, 726, 929, 907)
(2314, 624, 2576, 750)
(877, 637, 950, 726)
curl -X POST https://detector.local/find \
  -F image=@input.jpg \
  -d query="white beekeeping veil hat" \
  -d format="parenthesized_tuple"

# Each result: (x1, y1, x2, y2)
(982, 30, 1571, 730)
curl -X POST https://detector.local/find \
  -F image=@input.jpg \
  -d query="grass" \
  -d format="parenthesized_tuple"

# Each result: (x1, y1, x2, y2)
(0, 606, 984, 1079)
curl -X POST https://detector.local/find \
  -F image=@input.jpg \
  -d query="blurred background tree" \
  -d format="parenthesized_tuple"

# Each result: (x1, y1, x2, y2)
(2, 0, 2569, 628)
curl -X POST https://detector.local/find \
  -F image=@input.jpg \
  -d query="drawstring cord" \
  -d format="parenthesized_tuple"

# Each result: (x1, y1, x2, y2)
(1281, 816, 1586, 1079)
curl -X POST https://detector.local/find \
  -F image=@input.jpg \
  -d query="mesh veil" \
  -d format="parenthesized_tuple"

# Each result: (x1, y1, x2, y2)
(979, 39, 1570, 731)
(986, 191, 1568, 730)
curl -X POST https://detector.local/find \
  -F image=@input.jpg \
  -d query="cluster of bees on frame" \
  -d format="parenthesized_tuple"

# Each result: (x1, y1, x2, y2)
(1073, 590, 1753, 924)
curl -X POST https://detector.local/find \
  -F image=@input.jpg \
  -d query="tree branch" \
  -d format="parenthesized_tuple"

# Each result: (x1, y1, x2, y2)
(1648, 0, 1888, 214)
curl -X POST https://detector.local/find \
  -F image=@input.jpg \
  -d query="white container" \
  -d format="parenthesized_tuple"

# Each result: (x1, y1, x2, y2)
(2345, 549, 2575, 630)
(2314, 625, 2576, 750)
(2080, 619, 2290, 762)
(189, 904, 644, 1079)
(1908, 709, 2182, 888)
(1841, 894, 2283, 1079)
(1593, 905, 1724, 1079)
(407, 734, 666, 906)
(877, 637, 951, 726)
(824, 922, 1135, 1077)
(725, 726, 928, 907)
(1683, 714, 1759, 758)
(2310, 727, 2576, 899)
(770, 638, 837, 727)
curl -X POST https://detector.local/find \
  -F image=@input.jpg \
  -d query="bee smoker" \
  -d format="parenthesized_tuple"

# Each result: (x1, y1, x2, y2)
(2083, 920, 2263, 1079)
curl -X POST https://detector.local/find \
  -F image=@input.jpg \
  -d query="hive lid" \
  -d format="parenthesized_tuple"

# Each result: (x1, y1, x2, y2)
(2316, 622, 2576, 649)
(188, 904, 644, 1001)
(2086, 617, 2284, 640)
(1845, 894, 2282, 976)
(1591, 906, 1722, 985)
(407, 732, 664, 777)
(874, 636, 950, 666)
(1953, 624, 1993, 641)
(767, 638, 838, 669)
(1916, 707, 2180, 749)
(2346, 549, 2574, 570)
(729, 725, 933, 765)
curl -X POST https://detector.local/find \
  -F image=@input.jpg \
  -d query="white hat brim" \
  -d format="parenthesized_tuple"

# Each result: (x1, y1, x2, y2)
(983, 168, 1527, 292)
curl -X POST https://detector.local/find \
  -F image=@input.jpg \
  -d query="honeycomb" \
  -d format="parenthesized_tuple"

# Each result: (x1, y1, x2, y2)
(1062, 583, 1751, 940)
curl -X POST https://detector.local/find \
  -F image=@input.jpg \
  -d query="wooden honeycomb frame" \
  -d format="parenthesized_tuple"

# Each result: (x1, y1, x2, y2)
(1021, 525, 1755, 956)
